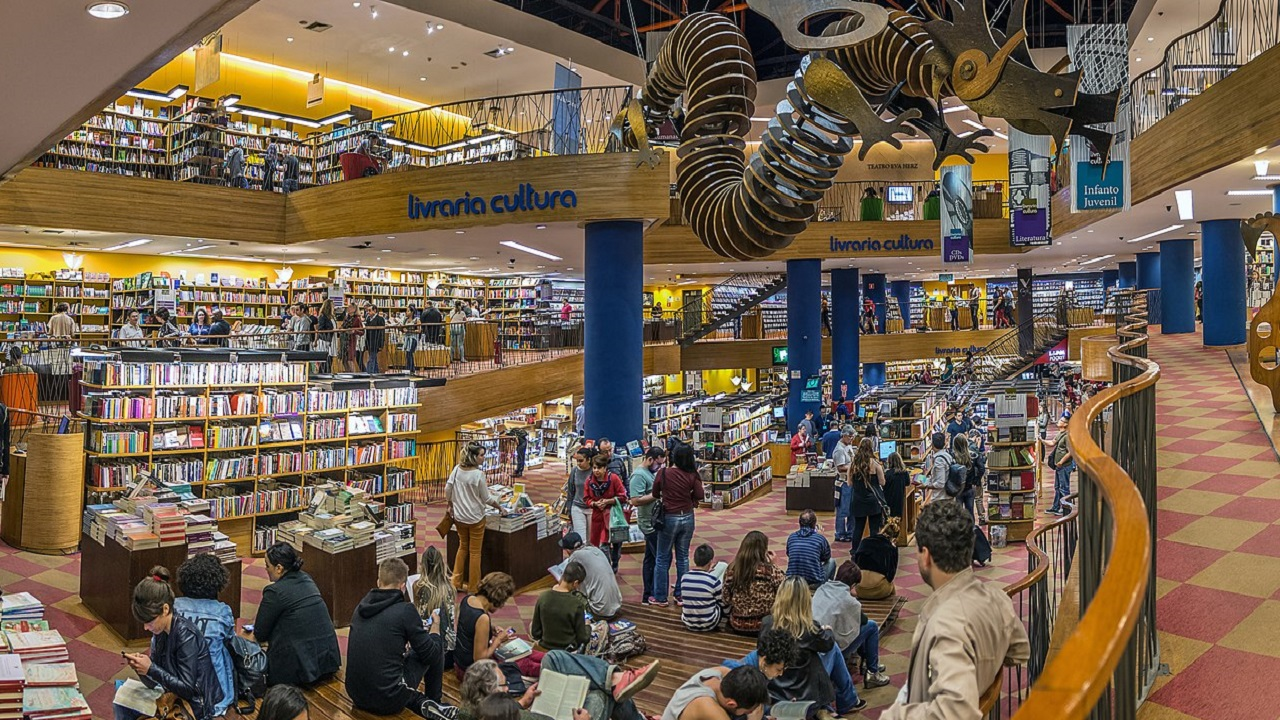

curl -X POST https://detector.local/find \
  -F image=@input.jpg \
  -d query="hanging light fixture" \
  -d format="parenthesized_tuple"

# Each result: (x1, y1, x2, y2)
(62, 252, 84, 270)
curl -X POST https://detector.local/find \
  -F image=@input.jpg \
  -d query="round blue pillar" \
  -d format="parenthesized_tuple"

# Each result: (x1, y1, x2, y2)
(584, 220, 643, 443)
(786, 259, 823, 432)
(1201, 218, 1247, 346)
(863, 273, 887, 333)
(830, 268, 860, 402)
(1159, 239, 1195, 334)
(1102, 268, 1119, 293)
(863, 363, 886, 387)
(890, 280, 913, 331)
(1136, 252, 1161, 290)
(1118, 261, 1137, 289)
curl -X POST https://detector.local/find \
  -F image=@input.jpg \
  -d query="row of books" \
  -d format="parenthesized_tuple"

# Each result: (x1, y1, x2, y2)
(987, 470, 1038, 492)
(87, 429, 147, 454)
(987, 447, 1036, 469)
(86, 388, 416, 421)
(987, 492, 1037, 521)
(344, 468, 415, 496)
(387, 438, 416, 460)
(706, 446, 773, 484)
(389, 412, 418, 433)
(84, 360, 308, 387)
(207, 484, 314, 520)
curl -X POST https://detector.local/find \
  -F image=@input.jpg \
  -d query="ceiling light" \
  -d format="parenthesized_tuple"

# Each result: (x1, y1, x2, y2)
(402, 50, 409, 57)
(103, 238, 152, 252)
(386, 236, 396, 240)
(500, 240, 562, 261)
(1226, 189, 1273, 196)
(419, 76, 427, 82)
(469, 256, 480, 261)
(1255, 174, 1280, 181)
(370, 4, 378, 18)
(87, 2, 129, 19)
(535, 224, 547, 230)
(221, 95, 241, 107)
(1078, 254, 1115, 266)
(125, 84, 189, 102)
(1126, 224, 1184, 243)
(353, 1, 360, 5)
(380, 249, 392, 253)
(237, 108, 281, 121)
(1135, 57, 1142, 62)
(388, 46, 395, 52)
(1175, 189, 1194, 220)
(1174, 63, 1239, 73)
(1257, 160, 1271, 176)
(1147, 36, 1153, 42)
(1259, 147, 1270, 155)
(455, 230, 465, 235)
(436, 23, 444, 30)
(317, 111, 354, 125)
(942, 104, 970, 114)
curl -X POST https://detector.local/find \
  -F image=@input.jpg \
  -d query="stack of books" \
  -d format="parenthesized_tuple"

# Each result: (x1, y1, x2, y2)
(374, 523, 415, 563)
(0, 655, 20, 720)
(5, 629, 69, 665)
(21, 662, 77, 688)
(346, 521, 376, 548)
(21, 686, 90, 720)
(272, 520, 313, 551)
(145, 505, 187, 548)
(185, 514, 216, 557)
(304, 528, 354, 553)
(0, 594, 44, 624)
(213, 532, 238, 564)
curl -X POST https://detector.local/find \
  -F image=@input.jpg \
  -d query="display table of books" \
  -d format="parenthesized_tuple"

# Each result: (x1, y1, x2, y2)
(80, 499, 241, 641)
(273, 484, 418, 627)
(0, 592, 95, 719)
(784, 464, 838, 513)
(446, 496, 563, 592)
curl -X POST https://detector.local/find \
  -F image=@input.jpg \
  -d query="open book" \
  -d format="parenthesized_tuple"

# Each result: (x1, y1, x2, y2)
(709, 561, 728, 580)
(771, 700, 817, 720)
(529, 669, 590, 720)
(112, 679, 162, 716)
(494, 636, 534, 663)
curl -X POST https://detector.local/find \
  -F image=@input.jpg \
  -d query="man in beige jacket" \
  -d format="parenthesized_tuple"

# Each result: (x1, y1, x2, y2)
(882, 501, 1029, 720)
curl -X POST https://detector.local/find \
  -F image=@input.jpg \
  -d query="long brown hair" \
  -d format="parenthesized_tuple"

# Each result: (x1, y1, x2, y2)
(952, 433, 972, 468)
(884, 451, 906, 474)
(727, 530, 771, 595)
(850, 436, 876, 486)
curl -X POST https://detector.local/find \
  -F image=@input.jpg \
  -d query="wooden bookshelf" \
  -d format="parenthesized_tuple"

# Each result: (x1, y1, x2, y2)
(694, 395, 775, 508)
(980, 388, 1041, 543)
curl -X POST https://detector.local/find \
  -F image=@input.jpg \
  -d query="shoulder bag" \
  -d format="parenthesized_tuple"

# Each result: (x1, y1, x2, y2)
(649, 468, 667, 531)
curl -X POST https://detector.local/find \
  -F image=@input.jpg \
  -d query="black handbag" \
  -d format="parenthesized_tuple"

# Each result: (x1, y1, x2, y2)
(649, 468, 668, 531)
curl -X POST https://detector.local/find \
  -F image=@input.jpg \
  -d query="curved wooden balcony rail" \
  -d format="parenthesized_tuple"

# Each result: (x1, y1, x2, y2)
(1013, 290, 1160, 719)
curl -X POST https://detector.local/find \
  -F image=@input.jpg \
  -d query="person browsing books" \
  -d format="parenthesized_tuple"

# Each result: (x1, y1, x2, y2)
(650, 443, 705, 607)
(447, 442, 503, 593)
(240, 542, 341, 687)
(345, 558, 450, 718)
(172, 554, 235, 718)
(455, 572, 544, 682)
(558, 532, 623, 618)
(530, 560, 591, 651)
(115, 566, 222, 720)
(583, 454, 628, 570)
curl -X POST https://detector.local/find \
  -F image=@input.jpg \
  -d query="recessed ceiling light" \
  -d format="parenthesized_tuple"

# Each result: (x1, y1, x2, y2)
(387, 236, 396, 239)
(1135, 57, 1142, 62)
(388, 46, 395, 52)
(566, 267, 575, 271)
(380, 249, 392, 253)
(87, 2, 129, 19)
(437, 23, 444, 30)
(1227, 189, 1273, 196)
(287, 37, 294, 43)
(469, 256, 480, 261)
(402, 50, 409, 57)
(1147, 36, 1153, 41)
(455, 230, 465, 235)
(429, 253, 439, 256)
(370, 4, 378, 18)
(419, 76, 427, 81)
(353, 1, 360, 5)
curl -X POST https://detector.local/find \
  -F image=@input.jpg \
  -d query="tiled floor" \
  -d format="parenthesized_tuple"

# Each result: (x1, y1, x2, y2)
(1139, 331, 1280, 720)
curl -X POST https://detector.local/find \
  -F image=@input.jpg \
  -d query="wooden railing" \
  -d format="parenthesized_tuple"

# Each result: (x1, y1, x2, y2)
(1012, 290, 1160, 719)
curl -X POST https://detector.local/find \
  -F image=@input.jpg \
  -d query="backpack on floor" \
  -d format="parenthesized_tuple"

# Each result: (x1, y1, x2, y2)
(224, 634, 268, 713)
(973, 525, 993, 566)
(584, 619, 647, 663)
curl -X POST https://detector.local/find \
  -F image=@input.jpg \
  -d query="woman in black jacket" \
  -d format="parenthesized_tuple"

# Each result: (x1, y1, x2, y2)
(116, 566, 222, 720)
(242, 543, 341, 686)
(757, 578, 861, 713)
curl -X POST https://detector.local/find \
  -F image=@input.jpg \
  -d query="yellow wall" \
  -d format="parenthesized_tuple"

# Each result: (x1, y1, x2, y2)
(948, 153, 1010, 182)
(0, 248, 336, 282)
(646, 283, 711, 311)
(702, 369, 750, 395)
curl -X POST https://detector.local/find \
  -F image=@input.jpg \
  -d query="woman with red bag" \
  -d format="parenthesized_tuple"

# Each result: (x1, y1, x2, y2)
(583, 454, 628, 571)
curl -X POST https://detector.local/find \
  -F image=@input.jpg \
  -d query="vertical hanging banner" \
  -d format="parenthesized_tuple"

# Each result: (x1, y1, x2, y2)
(306, 73, 325, 108)
(193, 33, 222, 93)
(552, 63, 583, 155)
(1068, 23, 1131, 212)
(940, 164, 973, 263)
(1009, 128, 1052, 246)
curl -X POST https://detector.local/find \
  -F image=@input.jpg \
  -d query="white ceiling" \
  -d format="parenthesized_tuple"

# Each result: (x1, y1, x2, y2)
(0, 0, 254, 179)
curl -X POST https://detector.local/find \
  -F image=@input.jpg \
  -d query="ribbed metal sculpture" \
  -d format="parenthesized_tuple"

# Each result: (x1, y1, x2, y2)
(616, 0, 1121, 260)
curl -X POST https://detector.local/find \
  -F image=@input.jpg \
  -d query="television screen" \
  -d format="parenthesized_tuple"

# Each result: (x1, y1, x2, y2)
(887, 185, 914, 203)
(879, 440, 897, 460)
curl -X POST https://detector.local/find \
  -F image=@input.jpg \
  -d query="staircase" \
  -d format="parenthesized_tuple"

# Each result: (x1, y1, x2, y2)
(674, 273, 788, 346)
(962, 296, 1077, 384)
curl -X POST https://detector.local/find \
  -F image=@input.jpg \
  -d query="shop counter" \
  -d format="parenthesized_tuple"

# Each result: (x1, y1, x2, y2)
(80, 535, 242, 642)
(446, 522, 563, 593)
(300, 542, 417, 628)
(785, 469, 838, 513)
(464, 321, 497, 360)
(739, 310, 763, 339)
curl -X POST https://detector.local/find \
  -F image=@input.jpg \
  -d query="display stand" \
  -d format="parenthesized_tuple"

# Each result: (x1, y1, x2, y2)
(445, 523, 562, 593)
(982, 388, 1041, 543)
(695, 396, 774, 508)
(464, 322, 497, 360)
(2, 433, 85, 554)
(300, 542, 417, 628)
(784, 467, 837, 512)
(80, 534, 242, 642)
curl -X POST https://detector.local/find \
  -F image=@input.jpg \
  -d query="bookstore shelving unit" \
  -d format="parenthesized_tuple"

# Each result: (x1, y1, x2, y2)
(78, 351, 419, 556)
(1249, 233, 1275, 307)
(693, 395, 775, 508)
(980, 384, 1041, 542)
(645, 393, 712, 443)
(866, 386, 948, 467)
(487, 278, 545, 350)
(0, 270, 113, 337)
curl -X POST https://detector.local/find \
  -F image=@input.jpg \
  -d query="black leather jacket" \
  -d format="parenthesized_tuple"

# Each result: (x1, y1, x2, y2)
(758, 616, 836, 707)
(143, 613, 223, 720)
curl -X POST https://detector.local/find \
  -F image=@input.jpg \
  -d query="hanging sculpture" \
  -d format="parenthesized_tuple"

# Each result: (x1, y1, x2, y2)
(613, 0, 1122, 260)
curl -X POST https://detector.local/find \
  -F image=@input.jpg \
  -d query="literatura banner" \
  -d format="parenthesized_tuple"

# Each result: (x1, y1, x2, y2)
(1009, 128, 1052, 247)
(940, 164, 973, 264)
(1068, 23, 1131, 213)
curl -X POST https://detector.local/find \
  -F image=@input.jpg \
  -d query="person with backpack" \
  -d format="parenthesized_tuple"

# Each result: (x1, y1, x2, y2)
(1047, 416, 1074, 516)
(922, 432, 955, 504)
(848, 437, 887, 543)
(951, 434, 984, 522)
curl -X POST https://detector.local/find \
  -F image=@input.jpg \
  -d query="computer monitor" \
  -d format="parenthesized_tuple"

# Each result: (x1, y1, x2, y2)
(879, 440, 897, 459)
(886, 185, 914, 203)
(772, 407, 786, 419)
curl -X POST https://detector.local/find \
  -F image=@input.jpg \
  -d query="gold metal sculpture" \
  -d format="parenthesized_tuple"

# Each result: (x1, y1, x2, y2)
(1245, 212, 1280, 406)
(615, 0, 1122, 260)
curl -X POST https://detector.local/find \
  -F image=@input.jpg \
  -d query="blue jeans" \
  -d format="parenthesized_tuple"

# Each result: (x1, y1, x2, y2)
(404, 336, 418, 374)
(834, 484, 852, 540)
(1052, 462, 1074, 511)
(641, 530, 658, 602)
(653, 511, 694, 603)
(450, 327, 466, 362)
(841, 620, 881, 675)
(729, 646, 859, 712)
(114, 706, 143, 720)
(365, 349, 380, 374)
(542, 650, 643, 720)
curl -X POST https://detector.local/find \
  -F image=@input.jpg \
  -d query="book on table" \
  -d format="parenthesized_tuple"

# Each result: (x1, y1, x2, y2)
(529, 669, 589, 720)
(22, 662, 78, 687)
(494, 636, 534, 663)
(23, 685, 91, 720)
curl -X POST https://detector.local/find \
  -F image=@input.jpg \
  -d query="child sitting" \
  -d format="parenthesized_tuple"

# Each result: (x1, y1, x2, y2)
(678, 544, 727, 632)
(531, 561, 591, 651)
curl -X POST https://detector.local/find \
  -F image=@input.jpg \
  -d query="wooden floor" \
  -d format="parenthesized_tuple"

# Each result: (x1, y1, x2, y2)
(262, 595, 908, 720)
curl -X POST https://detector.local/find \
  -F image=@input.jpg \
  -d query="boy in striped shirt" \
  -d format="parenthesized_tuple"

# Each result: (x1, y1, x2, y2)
(678, 544, 727, 631)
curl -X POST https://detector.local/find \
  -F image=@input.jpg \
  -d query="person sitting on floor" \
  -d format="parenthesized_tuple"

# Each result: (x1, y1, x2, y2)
(755, 577, 863, 714)
(812, 561, 891, 690)
(173, 554, 236, 718)
(559, 532, 623, 618)
(785, 510, 835, 589)
(661, 665, 771, 720)
(345, 558, 448, 718)
(531, 560, 590, 651)
(255, 685, 310, 720)
(456, 572, 544, 684)
(722, 531, 785, 635)
(458, 652, 659, 720)
(853, 518, 901, 601)
(679, 544, 726, 632)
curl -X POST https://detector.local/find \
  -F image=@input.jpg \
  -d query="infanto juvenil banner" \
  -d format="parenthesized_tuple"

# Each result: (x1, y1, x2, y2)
(940, 163, 973, 264)
(1009, 128, 1052, 246)
(1068, 23, 1132, 213)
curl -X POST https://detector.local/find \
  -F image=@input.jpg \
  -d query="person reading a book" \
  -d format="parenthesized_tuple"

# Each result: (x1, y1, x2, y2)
(661, 665, 770, 720)
(881, 501, 1030, 719)
(722, 531, 784, 635)
(346, 558, 449, 718)
(173, 554, 235, 717)
(241, 542, 341, 687)
(812, 562, 891, 691)
(116, 566, 223, 720)
(531, 560, 591, 651)
(456, 572, 544, 683)
(678, 544, 726, 632)
(558, 532, 623, 619)
(584, 454, 628, 571)
(256, 685, 310, 720)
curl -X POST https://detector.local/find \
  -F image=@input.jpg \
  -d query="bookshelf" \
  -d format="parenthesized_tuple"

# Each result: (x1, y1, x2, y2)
(864, 386, 948, 467)
(0, 270, 112, 337)
(1250, 233, 1275, 307)
(981, 386, 1041, 542)
(487, 278, 545, 350)
(78, 351, 419, 557)
(645, 392, 711, 442)
(693, 395, 775, 508)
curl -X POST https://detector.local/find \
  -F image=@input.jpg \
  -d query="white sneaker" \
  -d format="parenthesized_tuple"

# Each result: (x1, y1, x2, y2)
(865, 671, 891, 689)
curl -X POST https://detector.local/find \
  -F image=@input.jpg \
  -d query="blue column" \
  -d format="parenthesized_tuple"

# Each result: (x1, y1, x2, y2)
(1118, 261, 1137, 289)
(890, 280, 913, 331)
(863, 363, 886, 386)
(1102, 268, 1119, 293)
(584, 220, 643, 443)
(786, 259, 822, 432)
(830, 268, 860, 402)
(1159, 239, 1195, 334)
(863, 273, 887, 332)
(1136, 252, 1161, 290)
(1201, 218, 1247, 346)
